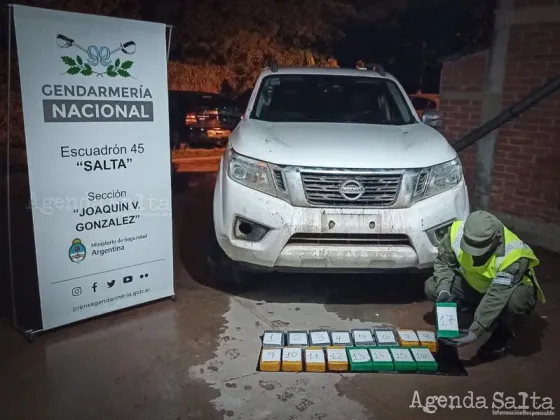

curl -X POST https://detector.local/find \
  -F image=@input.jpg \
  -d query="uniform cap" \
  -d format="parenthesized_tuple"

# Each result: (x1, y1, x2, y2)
(461, 211, 501, 256)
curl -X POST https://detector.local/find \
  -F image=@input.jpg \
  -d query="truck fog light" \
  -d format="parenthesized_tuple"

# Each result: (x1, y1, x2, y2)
(234, 217, 270, 242)
(238, 221, 253, 235)
(427, 220, 455, 247)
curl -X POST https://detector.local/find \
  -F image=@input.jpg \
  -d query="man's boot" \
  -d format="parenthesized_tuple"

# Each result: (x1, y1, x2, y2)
(475, 324, 515, 362)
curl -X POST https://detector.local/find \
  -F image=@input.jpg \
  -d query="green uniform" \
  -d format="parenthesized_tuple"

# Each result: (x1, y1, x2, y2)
(425, 213, 544, 338)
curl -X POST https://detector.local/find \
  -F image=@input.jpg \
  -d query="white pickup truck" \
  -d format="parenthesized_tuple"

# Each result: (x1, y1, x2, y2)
(210, 65, 469, 285)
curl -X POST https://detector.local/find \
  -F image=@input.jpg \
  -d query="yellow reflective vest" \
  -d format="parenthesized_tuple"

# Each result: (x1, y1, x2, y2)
(449, 221, 545, 303)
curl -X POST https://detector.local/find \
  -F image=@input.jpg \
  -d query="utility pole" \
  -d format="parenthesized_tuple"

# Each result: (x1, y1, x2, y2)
(473, 0, 513, 210)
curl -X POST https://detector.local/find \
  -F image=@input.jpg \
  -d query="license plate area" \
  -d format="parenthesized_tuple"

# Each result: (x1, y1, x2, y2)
(320, 212, 380, 234)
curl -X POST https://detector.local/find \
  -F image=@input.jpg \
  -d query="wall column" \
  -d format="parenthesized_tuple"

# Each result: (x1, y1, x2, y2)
(473, 0, 514, 210)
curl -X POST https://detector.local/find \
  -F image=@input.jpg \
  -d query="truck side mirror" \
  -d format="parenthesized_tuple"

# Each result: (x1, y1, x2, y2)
(422, 109, 443, 129)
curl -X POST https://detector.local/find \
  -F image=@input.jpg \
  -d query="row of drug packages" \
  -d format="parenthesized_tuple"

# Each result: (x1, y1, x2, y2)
(262, 328, 438, 353)
(259, 345, 439, 373)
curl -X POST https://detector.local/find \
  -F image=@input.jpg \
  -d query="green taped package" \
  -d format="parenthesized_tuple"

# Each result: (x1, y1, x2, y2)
(369, 348, 394, 372)
(389, 348, 417, 372)
(347, 347, 373, 372)
(436, 302, 460, 338)
(410, 347, 438, 372)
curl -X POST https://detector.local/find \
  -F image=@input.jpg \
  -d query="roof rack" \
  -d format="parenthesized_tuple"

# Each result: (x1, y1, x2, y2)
(265, 59, 279, 73)
(355, 61, 386, 76)
(355, 60, 366, 70)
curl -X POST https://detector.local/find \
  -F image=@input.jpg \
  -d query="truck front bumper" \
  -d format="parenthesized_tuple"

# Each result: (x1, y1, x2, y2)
(213, 161, 470, 272)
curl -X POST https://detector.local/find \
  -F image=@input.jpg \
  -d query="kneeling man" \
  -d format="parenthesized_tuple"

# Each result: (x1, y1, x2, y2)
(425, 210, 545, 361)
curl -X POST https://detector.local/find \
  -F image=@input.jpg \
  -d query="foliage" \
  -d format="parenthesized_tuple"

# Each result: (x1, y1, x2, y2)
(148, 0, 357, 62)
(334, 0, 495, 91)
(1, 0, 494, 93)
(167, 62, 235, 93)
(168, 54, 338, 95)
(0, 0, 494, 155)
(13, 0, 142, 18)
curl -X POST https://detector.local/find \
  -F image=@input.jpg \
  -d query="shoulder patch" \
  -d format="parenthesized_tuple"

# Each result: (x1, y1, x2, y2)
(492, 272, 514, 286)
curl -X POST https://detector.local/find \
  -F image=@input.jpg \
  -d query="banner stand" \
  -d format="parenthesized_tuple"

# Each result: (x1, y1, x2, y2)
(3, 4, 175, 342)
(3, 4, 33, 341)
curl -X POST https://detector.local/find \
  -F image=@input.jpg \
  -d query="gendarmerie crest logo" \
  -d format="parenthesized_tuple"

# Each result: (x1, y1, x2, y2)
(56, 34, 136, 78)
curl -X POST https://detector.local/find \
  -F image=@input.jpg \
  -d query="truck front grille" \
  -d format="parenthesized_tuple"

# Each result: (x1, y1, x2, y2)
(287, 233, 410, 246)
(301, 172, 402, 207)
(273, 169, 286, 191)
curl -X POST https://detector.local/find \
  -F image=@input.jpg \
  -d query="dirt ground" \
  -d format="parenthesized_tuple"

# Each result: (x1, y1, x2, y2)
(1, 173, 559, 420)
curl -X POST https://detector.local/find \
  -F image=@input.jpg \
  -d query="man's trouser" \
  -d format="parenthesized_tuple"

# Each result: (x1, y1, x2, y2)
(424, 274, 537, 333)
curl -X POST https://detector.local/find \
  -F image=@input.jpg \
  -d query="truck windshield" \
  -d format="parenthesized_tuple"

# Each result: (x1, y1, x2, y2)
(250, 75, 416, 125)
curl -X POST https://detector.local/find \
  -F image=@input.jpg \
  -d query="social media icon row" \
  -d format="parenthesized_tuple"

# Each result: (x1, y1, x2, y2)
(71, 274, 148, 296)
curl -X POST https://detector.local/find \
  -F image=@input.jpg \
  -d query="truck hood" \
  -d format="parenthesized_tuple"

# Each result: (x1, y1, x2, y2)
(230, 120, 457, 169)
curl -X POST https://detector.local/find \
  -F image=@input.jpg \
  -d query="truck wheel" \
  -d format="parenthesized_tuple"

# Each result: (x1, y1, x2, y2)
(206, 226, 254, 291)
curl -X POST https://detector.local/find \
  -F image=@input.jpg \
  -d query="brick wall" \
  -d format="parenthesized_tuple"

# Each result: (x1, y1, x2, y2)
(439, 51, 488, 195)
(439, 2, 560, 227)
(440, 51, 488, 92)
(492, 21, 560, 223)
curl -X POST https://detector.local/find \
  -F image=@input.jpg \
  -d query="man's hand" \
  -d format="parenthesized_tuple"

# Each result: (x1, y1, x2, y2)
(436, 290, 452, 303)
(440, 329, 478, 347)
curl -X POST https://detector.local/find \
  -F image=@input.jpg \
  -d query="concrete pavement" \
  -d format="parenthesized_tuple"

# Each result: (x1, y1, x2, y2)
(1, 174, 559, 420)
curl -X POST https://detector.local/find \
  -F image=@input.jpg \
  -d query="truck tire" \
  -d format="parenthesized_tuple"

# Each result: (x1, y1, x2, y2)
(206, 225, 254, 291)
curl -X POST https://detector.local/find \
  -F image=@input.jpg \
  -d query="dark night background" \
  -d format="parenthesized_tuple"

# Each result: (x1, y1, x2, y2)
(0, 0, 496, 94)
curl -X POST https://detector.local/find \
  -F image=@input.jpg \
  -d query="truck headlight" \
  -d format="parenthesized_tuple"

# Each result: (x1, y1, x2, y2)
(227, 149, 276, 196)
(413, 157, 463, 203)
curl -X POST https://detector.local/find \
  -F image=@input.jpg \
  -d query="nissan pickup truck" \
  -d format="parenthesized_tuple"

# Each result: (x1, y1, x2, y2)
(210, 65, 469, 285)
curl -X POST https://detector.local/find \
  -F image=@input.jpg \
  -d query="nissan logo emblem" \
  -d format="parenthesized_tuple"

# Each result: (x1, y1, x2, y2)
(339, 179, 366, 201)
